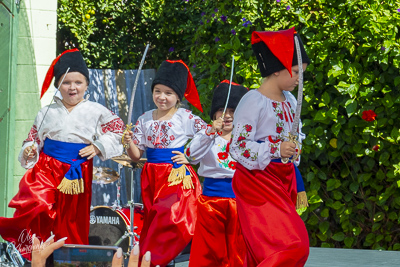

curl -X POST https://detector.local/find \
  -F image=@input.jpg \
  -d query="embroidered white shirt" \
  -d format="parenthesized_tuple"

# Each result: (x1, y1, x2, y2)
(133, 108, 207, 150)
(185, 131, 236, 179)
(230, 89, 305, 170)
(19, 97, 124, 169)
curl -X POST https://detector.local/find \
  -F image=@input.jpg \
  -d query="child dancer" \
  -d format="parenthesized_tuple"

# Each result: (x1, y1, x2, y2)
(122, 60, 206, 267)
(230, 28, 310, 266)
(0, 49, 124, 259)
(186, 80, 248, 267)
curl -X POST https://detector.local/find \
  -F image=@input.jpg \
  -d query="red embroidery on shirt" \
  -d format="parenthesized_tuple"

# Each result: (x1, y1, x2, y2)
(194, 119, 206, 132)
(151, 121, 172, 148)
(101, 118, 124, 134)
(25, 125, 40, 145)
(228, 161, 236, 170)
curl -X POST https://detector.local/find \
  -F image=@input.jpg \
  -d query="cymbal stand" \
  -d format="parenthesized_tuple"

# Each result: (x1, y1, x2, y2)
(115, 163, 123, 209)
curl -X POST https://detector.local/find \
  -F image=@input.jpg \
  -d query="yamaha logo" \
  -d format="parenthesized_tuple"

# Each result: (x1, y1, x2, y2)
(91, 215, 120, 225)
(90, 215, 96, 224)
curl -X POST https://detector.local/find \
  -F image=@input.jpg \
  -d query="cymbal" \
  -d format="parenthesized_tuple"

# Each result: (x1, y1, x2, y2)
(93, 167, 119, 184)
(112, 154, 147, 169)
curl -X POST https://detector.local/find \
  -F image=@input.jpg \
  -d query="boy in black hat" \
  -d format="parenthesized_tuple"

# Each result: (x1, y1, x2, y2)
(0, 49, 124, 260)
(185, 80, 248, 267)
(122, 60, 206, 267)
(229, 27, 310, 266)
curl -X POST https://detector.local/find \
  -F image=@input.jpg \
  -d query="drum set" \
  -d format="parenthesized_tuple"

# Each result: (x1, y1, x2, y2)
(88, 154, 146, 254)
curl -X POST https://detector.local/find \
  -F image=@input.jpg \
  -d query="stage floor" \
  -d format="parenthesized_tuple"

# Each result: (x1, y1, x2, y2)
(175, 247, 400, 266)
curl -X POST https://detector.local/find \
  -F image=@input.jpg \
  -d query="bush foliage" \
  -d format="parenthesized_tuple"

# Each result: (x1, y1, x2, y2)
(58, 0, 400, 250)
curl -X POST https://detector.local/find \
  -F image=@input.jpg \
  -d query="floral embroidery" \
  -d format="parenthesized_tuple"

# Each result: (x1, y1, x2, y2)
(228, 161, 236, 170)
(170, 135, 175, 141)
(270, 146, 278, 154)
(147, 136, 152, 141)
(276, 126, 283, 134)
(237, 136, 245, 142)
(216, 143, 237, 170)
(186, 147, 191, 157)
(188, 114, 194, 119)
(235, 124, 258, 161)
(101, 118, 125, 134)
(218, 152, 229, 160)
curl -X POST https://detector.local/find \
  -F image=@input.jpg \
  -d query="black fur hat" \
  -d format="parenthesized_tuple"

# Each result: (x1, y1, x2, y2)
(41, 48, 89, 98)
(152, 60, 203, 112)
(152, 60, 187, 100)
(251, 27, 310, 77)
(53, 49, 89, 87)
(209, 80, 248, 119)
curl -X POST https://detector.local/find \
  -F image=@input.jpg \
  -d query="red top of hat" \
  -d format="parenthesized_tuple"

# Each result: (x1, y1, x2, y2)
(251, 27, 296, 76)
(165, 60, 203, 112)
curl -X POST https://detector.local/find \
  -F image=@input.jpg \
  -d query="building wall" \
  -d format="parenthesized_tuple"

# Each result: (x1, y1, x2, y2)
(0, 0, 57, 220)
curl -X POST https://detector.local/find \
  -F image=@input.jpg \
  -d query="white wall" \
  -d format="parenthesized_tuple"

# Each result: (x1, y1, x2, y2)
(23, 0, 57, 107)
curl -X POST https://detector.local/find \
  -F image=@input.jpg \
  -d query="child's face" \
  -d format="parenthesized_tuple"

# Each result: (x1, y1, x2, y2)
(153, 84, 179, 111)
(214, 107, 235, 132)
(58, 72, 88, 107)
(276, 63, 308, 92)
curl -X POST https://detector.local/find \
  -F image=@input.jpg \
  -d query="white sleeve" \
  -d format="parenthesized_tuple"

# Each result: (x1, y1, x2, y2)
(18, 111, 45, 169)
(93, 108, 124, 160)
(185, 112, 207, 138)
(229, 94, 279, 170)
(132, 116, 146, 151)
(185, 127, 216, 164)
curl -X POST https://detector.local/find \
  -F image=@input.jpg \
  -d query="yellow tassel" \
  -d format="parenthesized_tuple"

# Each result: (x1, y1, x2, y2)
(168, 164, 194, 190)
(57, 177, 85, 195)
(296, 191, 308, 210)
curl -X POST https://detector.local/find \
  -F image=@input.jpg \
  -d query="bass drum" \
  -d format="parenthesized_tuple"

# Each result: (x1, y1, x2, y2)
(88, 205, 144, 252)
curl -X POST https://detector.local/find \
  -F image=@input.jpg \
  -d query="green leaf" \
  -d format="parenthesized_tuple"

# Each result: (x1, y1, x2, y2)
(332, 232, 345, 241)
(345, 99, 358, 116)
(319, 221, 330, 234)
(344, 237, 354, 247)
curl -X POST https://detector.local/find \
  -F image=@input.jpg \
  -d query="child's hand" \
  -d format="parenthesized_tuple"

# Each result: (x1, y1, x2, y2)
(171, 151, 189, 164)
(79, 144, 101, 160)
(280, 141, 296, 158)
(211, 117, 224, 133)
(23, 145, 37, 160)
(122, 130, 134, 146)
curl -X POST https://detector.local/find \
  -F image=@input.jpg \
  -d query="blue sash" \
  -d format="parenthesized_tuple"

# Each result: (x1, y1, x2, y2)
(43, 139, 88, 194)
(146, 146, 191, 176)
(203, 178, 235, 198)
(146, 147, 194, 189)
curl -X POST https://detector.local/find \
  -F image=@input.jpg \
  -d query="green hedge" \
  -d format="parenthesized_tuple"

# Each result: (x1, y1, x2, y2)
(58, 0, 400, 250)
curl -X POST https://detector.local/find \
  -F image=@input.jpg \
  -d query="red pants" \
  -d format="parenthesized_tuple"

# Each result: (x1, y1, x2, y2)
(189, 194, 245, 267)
(139, 162, 201, 267)
(0, 152, 93, 260)
(232, 162, 309, 267)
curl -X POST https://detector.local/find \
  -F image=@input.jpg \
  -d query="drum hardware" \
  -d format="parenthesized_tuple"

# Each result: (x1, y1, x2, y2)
(0, 242, 25, 267)
(111, 154, 147, 169)
(93, 167, 119, 184)
(115, 164, 123, 208)
(90, 157, 146, 253)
